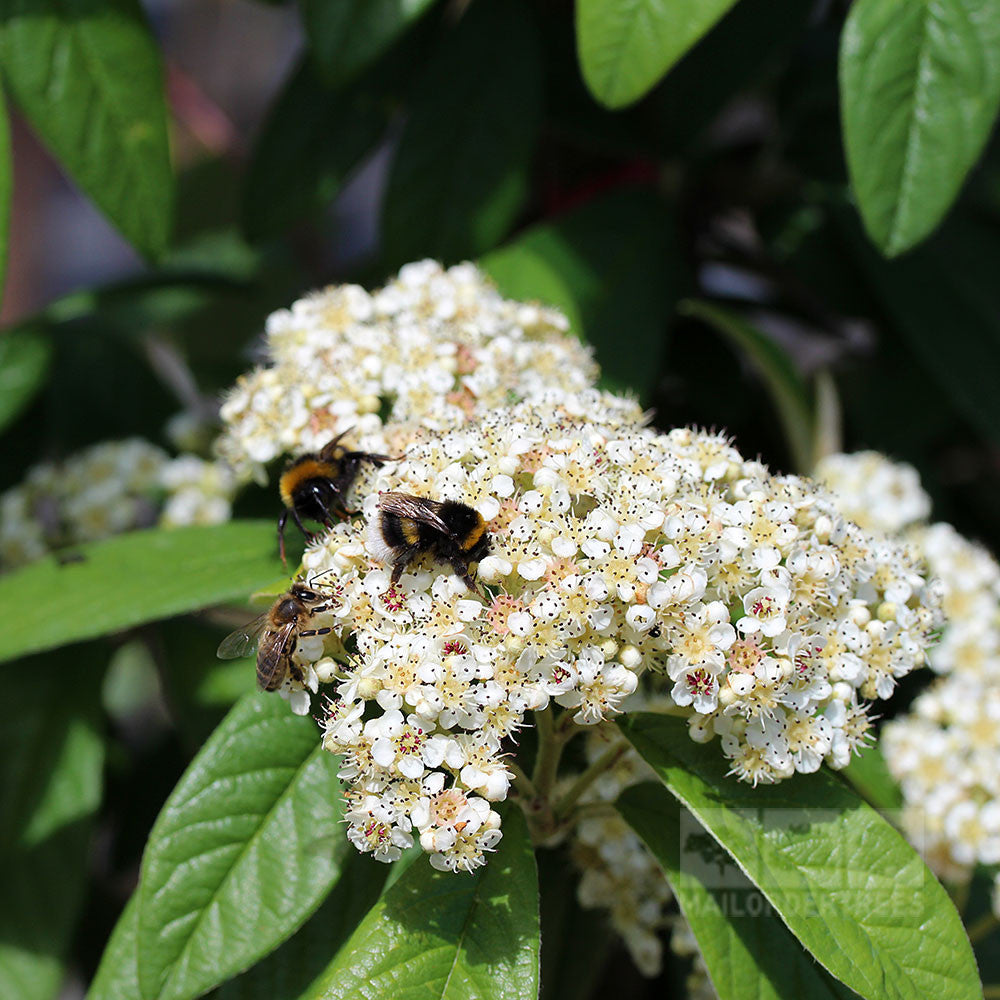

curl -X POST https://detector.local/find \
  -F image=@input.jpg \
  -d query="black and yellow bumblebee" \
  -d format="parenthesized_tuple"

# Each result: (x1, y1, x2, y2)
(277, 429, 397, 564)
(368, 491, 491, 594)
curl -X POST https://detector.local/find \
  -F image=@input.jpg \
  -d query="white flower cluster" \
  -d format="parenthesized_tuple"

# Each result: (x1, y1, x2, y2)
(216, 259, 598, 478)
(0, 439, 236, 570)
(159, 455, 239, 528)
(881, 522, 1000, 882)
(267, 399, 942, 874)
(816, 450, 931, 536)
(821, 451, 1000, 908)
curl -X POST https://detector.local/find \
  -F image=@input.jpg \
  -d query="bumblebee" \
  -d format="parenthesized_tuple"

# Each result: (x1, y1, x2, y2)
(278, 429, 397, 563)
(216, 577, 337, 691)
(368, 491, 491, 594)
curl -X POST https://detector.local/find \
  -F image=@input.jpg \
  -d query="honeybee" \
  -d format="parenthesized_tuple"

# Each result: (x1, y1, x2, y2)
(216, 577, 338, 691)
(368, 491, 491, 594)
(278, 429, 398, 564)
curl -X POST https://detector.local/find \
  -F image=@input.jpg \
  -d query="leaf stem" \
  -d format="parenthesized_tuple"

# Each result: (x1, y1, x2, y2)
(507, 760, 538, 801)
(967, 911, 1000, 944)
(554, 739, 629, 820)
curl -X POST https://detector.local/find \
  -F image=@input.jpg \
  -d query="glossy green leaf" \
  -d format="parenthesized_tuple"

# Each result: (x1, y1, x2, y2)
(618, 783, 856, 1000)
(482, 187, 680, 400)
(217, 853, 388, 1000)
(242, 59, 392, 241)
(576, 0, 742, 109)
(842, 744, 903, 812)
(381, 0, 541, 267)
(0, 0, 173, 258)
(0, 88, 10, 304)
(301, 0, 437, 87)
(619, 713, 982, 1000)
(0, 327, 52, 432)
(680, 300, 814, 472)
(137, 694, 347, 1000)
(0, 521, 284, 665)
(840, 0, 1000, 256)
(0, 652, 106, 1000)
(87, 894, 140, 1000)
(308, 806, 540, 1000)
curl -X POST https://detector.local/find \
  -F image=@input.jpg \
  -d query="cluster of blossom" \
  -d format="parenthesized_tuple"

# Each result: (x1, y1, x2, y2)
(882, 523, 1000, 881)
(0, 439, 236, 570)
(264, 397, 942, 875)
(820, 451, 1000, 915)
(215, 259, 599, 480)
(815, 450, 931, 536)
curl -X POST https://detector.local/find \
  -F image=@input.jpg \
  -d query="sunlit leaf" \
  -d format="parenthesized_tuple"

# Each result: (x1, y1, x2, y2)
(0, 521, 285, 665)
(576, 0, 742, 109)
(307, 807, 540, 1000)
(0, 0, 174, 258)
(618, 783, 856, 1000)
(840, 0, 1000, 256)
(217, 853, 388, 1000)
(136, 694, 347, 1000)
(619, 712, 982, 1000)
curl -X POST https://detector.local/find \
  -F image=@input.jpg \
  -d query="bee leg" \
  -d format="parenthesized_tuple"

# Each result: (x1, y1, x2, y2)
(453, 560, 483, 597)
(291, 507, 315, 543)
(299, 627, 333, 638)
(390, 548, 419, 585)
(310, 485, 345, 527)
(278, 510, 289, 567)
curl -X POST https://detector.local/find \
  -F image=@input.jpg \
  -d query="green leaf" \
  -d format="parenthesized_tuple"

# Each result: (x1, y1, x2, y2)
(381, 0, 542, 267)
(242, 59, 391, 241)
(307, 805, 540, 1000)
(0, 0, 174, 259)
(0, 521, 285, 665)
(576, 0, 742, 109)
(137, 694, 347, 1000)
(482, 187, 680, 401)
(619, 713, 982, 1000)
(0, 327, 52, 432)
(0, 651, 106, 1000)
(842, 744, 903, 812)
(617, 783, 856, 1000)
(87, 894, 140, 1000)
(217, 853, 388, 1000)
(0, 88, 10, 304)
(679, 300, 815, 472)
(840, 0, 1000, 256)
(301, 0, 437, 87)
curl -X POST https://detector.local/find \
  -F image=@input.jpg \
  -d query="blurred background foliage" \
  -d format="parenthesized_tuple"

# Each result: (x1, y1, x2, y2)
(2, 0, 1000, 996)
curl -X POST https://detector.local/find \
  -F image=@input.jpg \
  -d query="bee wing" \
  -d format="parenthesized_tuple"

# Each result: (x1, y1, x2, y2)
(257, 622, 298, 690)
(217, 613, 269, 659)
(377, 491, 451, 534)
